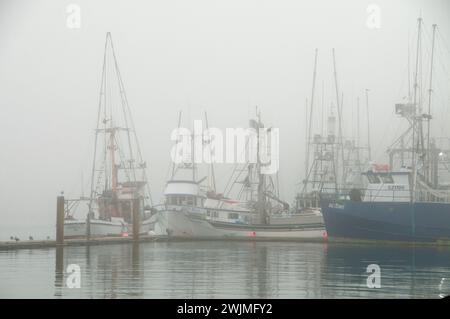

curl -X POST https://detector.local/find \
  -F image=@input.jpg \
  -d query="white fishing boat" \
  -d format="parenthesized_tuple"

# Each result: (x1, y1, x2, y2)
(153, 112, 325, 240)
(64, 33, 156, 238)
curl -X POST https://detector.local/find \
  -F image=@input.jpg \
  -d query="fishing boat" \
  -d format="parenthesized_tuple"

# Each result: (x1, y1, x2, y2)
(153, 111, 325, 239)
(320, 19, 450, 244)
(64, 33, 155, 238)
(295, 50, 371, 216)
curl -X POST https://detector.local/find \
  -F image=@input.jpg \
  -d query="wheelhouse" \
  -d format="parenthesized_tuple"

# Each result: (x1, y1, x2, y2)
(164, 180, 205, 207)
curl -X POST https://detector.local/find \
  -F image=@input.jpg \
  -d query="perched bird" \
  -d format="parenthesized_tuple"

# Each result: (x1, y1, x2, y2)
(14, 237, 20, 242)
(10, 236, 13, 240)
(29, 236, 34, 241)
(46, 236, 50, 240)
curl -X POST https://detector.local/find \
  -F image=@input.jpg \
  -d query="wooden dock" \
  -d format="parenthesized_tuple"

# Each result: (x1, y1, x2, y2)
(0, 235, 169, 251)
(0, 234, 331, 251)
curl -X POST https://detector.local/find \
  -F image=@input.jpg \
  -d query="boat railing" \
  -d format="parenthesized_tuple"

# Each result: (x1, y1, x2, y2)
(63, 197, 91, 218)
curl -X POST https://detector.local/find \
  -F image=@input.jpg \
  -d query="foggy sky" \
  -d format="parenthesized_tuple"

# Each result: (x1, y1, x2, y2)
(0, 0, 449, 227)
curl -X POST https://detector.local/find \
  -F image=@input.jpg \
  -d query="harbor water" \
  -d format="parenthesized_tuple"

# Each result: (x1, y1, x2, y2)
(0, 241, 449, 298)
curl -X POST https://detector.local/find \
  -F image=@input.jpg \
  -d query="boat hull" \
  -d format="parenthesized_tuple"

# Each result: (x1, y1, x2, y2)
(64, 216, 156, 239)
(320, 200, 450, 243)
(153, 209, 326, 240)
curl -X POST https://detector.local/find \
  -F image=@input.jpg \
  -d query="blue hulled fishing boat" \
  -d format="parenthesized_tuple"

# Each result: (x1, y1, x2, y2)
(320, 19, 450, 244)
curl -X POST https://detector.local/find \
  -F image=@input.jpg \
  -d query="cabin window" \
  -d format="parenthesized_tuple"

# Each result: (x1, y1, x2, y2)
(186, 197, 194, 206)
(367, 172, 381, 184)
(206, 210, 211, 216)
(380, 174, 394, 184)
(228, 213, 239, 220)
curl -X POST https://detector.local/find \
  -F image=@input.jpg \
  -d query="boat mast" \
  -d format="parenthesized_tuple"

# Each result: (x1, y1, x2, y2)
(88, 32, 109, 217)
(305, 49, 318, 190)
(365, 89, 372, 161)
(426, 24, 437, 182)
(256, 108, 267, 224)
(303, 97, 308, 192)
(356, 96, 361, 169)
(192, 126, 196, 182)
(109, 128, 118, 193)
(412, 17, 422, 202)
(109, 34, 136, 184)
(171, 111, 183, 179)
(332, 48, 345, 189)
(204, 111, 217, 192)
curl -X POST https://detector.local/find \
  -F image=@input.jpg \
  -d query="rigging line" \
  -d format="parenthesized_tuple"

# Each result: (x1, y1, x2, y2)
(115, 133, 133, 183)
(436, 28, 450, 56)
(408, 29, 412, 99)
(224, 160, 250, 199)
(108, 35, 154, 205)
(222, 128, 253, 197)
(109, 35, 153, 205)
(398, 35, 413, 100)
(435, 37, 450, 80)
(109, 34, 137, 184)
(222, 163, 240, 198)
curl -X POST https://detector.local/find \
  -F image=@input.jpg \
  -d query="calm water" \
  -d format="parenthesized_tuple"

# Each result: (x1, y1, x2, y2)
(0, 241, 449, 299)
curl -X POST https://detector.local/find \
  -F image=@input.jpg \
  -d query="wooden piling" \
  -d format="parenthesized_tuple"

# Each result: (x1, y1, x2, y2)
(132, 198, 140, 241)
(86, 212, 91, 240)
(56, 196, 65, 245)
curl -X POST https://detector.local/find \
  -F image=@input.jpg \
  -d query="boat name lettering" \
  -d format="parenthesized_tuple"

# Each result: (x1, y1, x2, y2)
(387, 185, 405, 191)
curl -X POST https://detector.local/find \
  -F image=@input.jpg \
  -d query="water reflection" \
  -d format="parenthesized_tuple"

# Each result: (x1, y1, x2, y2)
(321, 244, 450, 298)
(54, 246, 64, 297)
(2, 241, 449, 298)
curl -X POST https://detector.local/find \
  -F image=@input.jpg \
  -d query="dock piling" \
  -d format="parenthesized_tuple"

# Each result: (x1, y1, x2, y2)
(132, 198, 140, 241)
(56, 196, 65, 245)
